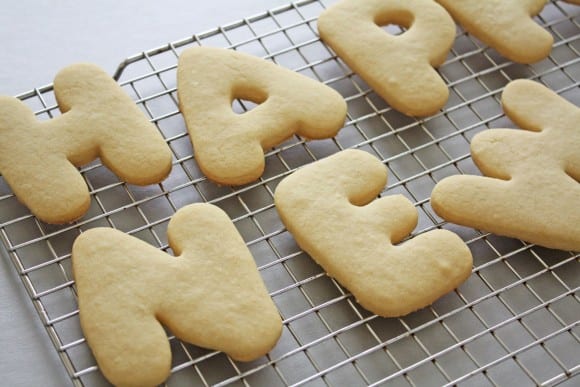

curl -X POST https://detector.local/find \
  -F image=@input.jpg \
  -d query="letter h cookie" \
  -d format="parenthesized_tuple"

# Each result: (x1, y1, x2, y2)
(0, 64, 172, 224)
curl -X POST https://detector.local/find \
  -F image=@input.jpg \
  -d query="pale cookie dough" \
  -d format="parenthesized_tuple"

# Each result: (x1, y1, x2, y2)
(431, 80, 580, 251)
(0, 63, 172, 224)
(72, 203, 282, 387)
(177, 46, 347, 186)
(436, 0, 553, 64)
(317, 0, 455, 117)
(274, 149, 473, 317)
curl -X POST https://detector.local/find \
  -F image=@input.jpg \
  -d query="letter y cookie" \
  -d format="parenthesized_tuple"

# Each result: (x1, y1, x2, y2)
(436, 0, 553, 63)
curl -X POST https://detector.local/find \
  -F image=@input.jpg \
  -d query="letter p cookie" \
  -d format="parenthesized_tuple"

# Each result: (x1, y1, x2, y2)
(318, 0, 456, 117)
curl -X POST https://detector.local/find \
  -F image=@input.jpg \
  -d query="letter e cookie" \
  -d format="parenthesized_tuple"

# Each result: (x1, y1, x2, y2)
(275, 149, 473, 317)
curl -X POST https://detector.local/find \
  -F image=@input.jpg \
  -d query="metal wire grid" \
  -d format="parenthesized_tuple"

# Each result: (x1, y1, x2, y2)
(0, 0, 578, 386)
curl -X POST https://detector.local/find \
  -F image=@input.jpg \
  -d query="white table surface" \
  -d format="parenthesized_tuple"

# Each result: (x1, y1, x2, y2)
(0, 1, 290, 385)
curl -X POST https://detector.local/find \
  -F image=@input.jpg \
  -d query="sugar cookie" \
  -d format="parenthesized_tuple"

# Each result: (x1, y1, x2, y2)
(317, 0, 455, 117)
(436, 0, 553, 63)
(274, 149, 473, 317)
(0, 63, 172, 224)
(177, 46, 347, 186)
(72, 203, 282, 387)
(431, 80, 580, 251)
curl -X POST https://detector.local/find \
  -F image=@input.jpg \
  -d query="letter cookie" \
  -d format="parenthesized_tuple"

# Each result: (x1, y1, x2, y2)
(274, 150, 473, 317)
(72, 203, 282, 387)
(431, 80, 580, 251)
(317, 0, 455, 117)
(177, 47, 347, 186)
(436, 0, 553, 63)
(0, 63, 172, 224)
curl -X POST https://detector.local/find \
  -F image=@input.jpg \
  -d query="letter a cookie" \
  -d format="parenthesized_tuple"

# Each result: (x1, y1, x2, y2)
(177, 47, 347, 186)
(0, 63, 172, 224)
(275, 150, 473, 317)
(432, 80, 580, 251)
(318, 0, 456, 117)
(436, 0, 553, 63)
(72, 204, 282, 387)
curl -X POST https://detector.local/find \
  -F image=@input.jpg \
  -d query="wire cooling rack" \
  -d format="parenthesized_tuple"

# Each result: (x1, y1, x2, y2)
(1, 0, 579, 386)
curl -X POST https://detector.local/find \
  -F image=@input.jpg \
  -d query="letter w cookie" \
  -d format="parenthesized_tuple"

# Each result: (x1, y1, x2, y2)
(432, 80, 580, 251)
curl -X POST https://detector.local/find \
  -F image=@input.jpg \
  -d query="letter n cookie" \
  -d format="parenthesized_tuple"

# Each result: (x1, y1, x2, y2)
(177, 47, 347, 186)
(0, 64, 172, 224)
(274, 149, 473, 317)
(318, 0, 456, 117)
(436, 0, 553, 63)
(72, 203, 282, 387)
(432, 80, 580, 251)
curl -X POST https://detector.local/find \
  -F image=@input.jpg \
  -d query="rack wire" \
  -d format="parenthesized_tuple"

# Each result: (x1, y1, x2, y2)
(1, 0, 579, 386)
